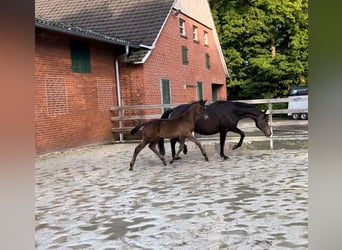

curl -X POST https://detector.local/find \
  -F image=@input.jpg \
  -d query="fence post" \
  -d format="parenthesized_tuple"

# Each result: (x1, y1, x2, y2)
(268, 101, 273, 149)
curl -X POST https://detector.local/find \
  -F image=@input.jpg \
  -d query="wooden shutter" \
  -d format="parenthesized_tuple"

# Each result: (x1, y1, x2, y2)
(197, 82, 203, 100)
(182, 46, 188, 65)
(205, 53, 210, 69)
(70, 40, 91, 73)
(161, 79, 171, 112)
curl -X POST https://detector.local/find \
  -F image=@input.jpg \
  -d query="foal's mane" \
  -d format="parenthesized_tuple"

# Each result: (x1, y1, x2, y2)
(184, 100, 202, 110)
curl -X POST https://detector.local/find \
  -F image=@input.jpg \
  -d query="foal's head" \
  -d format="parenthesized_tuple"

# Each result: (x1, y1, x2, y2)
(194, 99, 209, 120)
(256, 110, 272, 137)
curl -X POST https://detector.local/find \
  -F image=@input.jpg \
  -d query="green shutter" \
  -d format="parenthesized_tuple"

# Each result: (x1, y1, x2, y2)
(70, 40, 91, 73)
(182, 46, 188, 65)
(205, 53, 210, 69)
(161, 79, 171, 112)
(197, 82, 203, 100)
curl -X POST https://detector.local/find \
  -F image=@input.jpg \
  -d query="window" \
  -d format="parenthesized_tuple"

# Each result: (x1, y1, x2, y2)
(69, 40, 91, 73)
(204, 31, 208, 45)
(179, 19, 186, 36)
(211, 84, 221, 101)
(205, 53, 210, 69)
(193, 26, 198, 42)
(182, 46, 188, 65)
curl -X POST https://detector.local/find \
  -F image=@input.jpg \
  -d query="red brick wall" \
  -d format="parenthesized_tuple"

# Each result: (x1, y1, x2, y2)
(35, 11, 227, 153)
(121, 11, 227, 107)
(35, 29, 119, 154)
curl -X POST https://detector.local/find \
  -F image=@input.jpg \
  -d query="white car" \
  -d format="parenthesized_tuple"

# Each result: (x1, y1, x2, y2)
(287, 86, 308, 120)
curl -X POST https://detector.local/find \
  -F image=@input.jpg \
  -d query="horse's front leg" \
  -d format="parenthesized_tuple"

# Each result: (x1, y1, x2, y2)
(149, 140, 167, 166)
(219, 131, 229, 160)
(186, 134, 209, 161)
(129, 141, 148, 171)
(170, 137, 185, 164)
(170, 138, 178, 159)
(230, 128, 245, 150)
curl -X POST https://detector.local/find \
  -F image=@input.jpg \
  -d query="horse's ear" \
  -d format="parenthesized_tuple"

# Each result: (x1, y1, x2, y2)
(263, 111, 269, 121)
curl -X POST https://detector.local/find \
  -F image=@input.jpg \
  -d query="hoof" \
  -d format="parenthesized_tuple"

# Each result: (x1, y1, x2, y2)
(205, 156, 209, 161)
(183, 145, 188, 154)
(222, 155, 229, 160)
(129, 167, 133, 171)
(232, 144, 240, 150)
(170, 156, 181, 164)
(162, 161, 167, 166)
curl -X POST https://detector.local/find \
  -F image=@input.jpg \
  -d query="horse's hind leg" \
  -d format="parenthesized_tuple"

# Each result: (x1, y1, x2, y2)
(186, 134, 209, 161)
(171, 138, 188, 158)
(170, 137, 185, 164)
(219, 131, 229, 160)
(129, 141, 148, 171)
(158, 137, 165, 156)
(149, 140, 167, 166)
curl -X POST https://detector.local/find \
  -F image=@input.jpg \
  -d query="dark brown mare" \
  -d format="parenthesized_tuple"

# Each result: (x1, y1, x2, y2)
(129, 100, 209, 171)
(158, 100, 272, 160)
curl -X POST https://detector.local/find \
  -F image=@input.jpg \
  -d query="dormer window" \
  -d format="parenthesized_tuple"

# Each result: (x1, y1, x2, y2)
(204, 31, 208, 45)
(179, 19, 186, 37)
(193, 26, 198, 42)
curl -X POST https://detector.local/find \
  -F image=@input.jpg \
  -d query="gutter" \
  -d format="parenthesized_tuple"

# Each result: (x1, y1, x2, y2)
(35, 17, 140, 48)
(115, 45, 130, 142)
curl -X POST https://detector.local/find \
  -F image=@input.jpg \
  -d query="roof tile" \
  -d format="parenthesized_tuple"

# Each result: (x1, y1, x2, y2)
(35, 0, 175, 46)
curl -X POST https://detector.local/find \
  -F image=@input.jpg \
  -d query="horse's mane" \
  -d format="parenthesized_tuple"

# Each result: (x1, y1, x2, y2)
(189, 100, 200, 105)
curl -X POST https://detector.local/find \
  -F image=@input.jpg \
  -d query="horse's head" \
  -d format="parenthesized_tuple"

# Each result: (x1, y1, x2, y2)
(256, 110, 272, 137)
(198, 99, 209, 120)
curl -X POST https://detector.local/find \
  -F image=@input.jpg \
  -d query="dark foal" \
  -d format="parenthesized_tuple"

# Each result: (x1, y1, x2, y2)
(159, 100, 272, 160)
(129, 100, 209, 171)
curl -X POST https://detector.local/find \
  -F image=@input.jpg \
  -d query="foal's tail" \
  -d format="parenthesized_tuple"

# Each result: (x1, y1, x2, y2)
(130, 123, 145, 135)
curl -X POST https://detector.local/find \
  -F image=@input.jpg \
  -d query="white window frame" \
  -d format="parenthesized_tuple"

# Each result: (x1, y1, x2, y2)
(180, 19, 186, 36)
(193, 26, 198, 41)
(204, 31, 208, 45)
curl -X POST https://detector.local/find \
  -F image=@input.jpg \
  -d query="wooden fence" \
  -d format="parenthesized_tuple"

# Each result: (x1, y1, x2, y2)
(110, 97, 308, 148)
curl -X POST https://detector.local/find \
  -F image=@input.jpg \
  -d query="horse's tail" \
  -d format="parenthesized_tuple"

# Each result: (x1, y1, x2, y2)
(130, 123, 145, 135)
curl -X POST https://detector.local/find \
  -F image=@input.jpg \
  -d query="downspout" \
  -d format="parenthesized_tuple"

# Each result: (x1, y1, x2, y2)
(115, 45, 129, 142)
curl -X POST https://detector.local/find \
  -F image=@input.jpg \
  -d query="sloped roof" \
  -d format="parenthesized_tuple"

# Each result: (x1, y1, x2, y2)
(35, 0, 175, 62)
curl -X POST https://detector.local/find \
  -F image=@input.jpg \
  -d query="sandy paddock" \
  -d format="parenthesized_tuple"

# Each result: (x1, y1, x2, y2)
(35, 140, 308, 249)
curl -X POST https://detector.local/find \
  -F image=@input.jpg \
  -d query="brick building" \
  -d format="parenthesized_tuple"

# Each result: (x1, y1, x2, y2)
(35, 0, 229, 154)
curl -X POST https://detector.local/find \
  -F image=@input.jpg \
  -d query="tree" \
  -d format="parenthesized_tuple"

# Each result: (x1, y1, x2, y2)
(209, 0, 308, 100)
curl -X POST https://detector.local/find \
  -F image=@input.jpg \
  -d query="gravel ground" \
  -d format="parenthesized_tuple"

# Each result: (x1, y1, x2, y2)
(35, 140, 308, 249)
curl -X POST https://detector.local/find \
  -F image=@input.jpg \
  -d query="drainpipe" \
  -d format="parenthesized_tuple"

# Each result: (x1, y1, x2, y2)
(115, 45, 129, 142)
